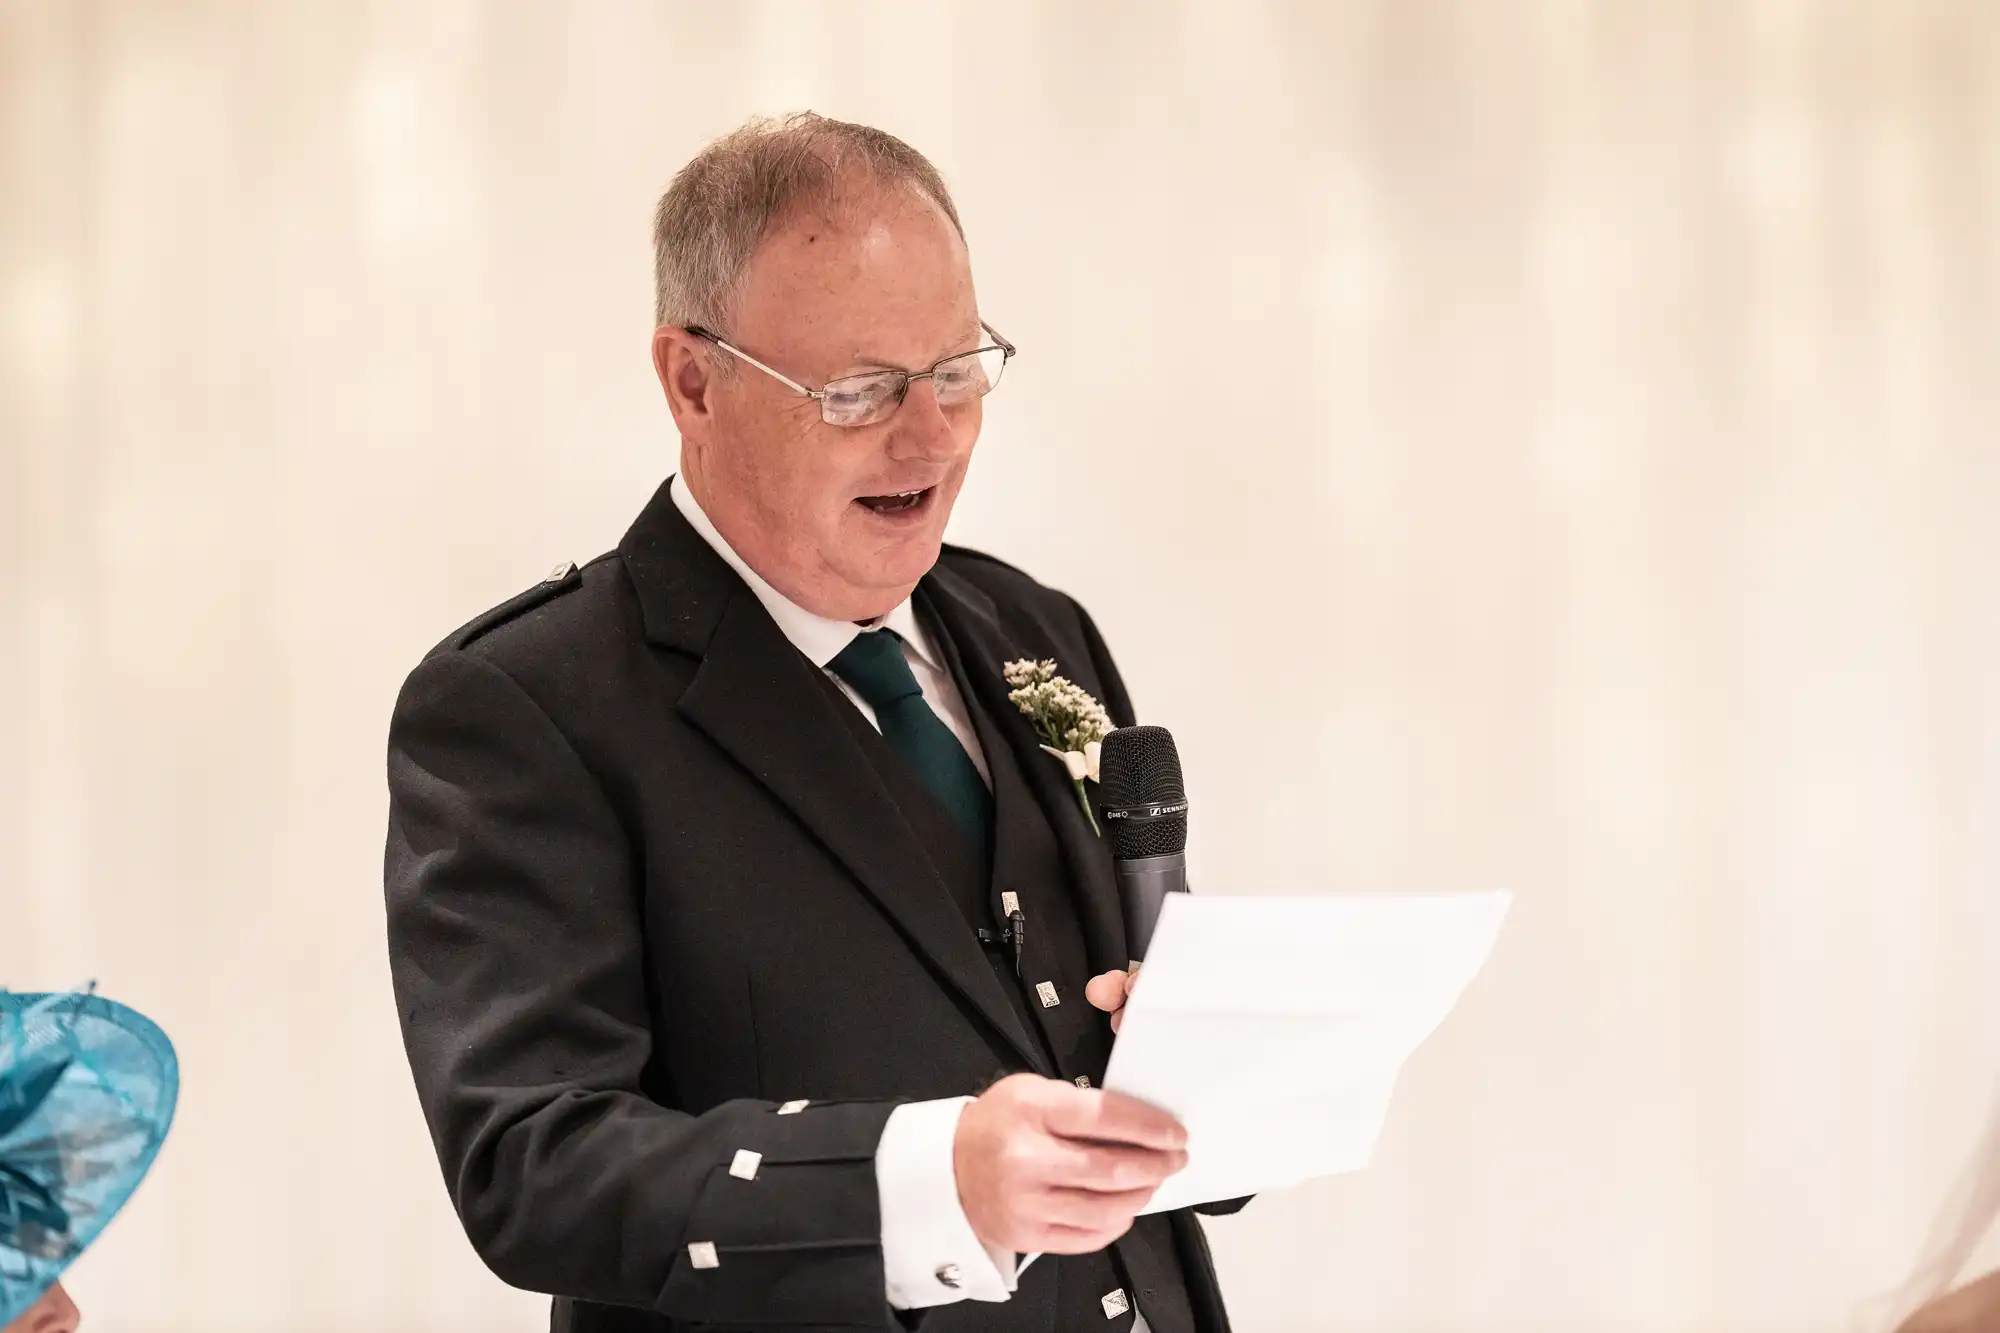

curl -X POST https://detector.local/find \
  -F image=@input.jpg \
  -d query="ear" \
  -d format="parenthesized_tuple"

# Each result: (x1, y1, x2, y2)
(653, 326, 718, 436)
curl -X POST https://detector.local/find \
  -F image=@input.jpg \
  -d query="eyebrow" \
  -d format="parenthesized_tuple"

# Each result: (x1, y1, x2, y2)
(844, 329, 985, 376)
(938, 327, 983, 359)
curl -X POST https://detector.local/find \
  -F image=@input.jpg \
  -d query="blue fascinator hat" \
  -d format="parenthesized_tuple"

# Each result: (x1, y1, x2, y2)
(0, 986, 177, 1325)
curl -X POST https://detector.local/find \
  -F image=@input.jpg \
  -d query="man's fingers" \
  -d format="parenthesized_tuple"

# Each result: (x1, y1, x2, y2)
(1038, 1183, 1160, 1235)
(1085, 969, 1129, 1012)
(1036, 1137, 1187, 1194)
(1042, 1086, 1186, 1151)
(962, 1078, 1186, 1259)
(1086, 967, 1143, 1029)
(1036, 1220, 1133, 1255)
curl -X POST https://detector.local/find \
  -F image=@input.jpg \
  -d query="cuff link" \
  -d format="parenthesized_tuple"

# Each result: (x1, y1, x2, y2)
(728, 1149, 762, 1180)
(1036, 980, 1060, 1008)
(1101, 1288, 1130, 1318)
(545, 560, 577, 583)
(935, 1262, 963, 1289)
(777, 1099, 809, 1114)
(1074, 1075, 1092, 1088)
(687, 1241, 719, 1269)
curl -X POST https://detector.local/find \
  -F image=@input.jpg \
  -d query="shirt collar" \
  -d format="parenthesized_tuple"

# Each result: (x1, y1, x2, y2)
(670, 475, 942, 672)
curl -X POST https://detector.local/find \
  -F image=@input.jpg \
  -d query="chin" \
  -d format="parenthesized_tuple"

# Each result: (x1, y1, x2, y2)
(838, 498, 952, 577)
(873, 536, 947, 588)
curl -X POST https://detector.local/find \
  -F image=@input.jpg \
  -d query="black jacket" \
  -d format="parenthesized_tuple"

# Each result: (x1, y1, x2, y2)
(384, 478, 1241, 1331)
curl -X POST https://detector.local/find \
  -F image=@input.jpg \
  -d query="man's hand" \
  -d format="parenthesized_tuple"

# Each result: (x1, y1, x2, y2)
(953, 1073, 1187, 1255)
(1085, 965, 1139, 1033)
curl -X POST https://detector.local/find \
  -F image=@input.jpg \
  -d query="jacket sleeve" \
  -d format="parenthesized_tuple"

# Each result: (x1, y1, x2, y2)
(1068, 595, 1254, 1223)
(385, 648, 904, 1327)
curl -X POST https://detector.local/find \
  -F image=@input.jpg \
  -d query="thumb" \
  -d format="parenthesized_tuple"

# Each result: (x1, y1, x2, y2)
(1085, 969, 1129, 1012)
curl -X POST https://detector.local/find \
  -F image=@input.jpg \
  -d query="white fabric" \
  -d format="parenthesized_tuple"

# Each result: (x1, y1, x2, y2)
(1853, 1077, 2000, 1333)
(670, 476, 1014, 1309)
(876, 1098, 1020, 1307)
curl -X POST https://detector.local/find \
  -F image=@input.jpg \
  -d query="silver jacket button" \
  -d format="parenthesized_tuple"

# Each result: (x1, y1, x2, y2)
(935, 1262, 963, 1289)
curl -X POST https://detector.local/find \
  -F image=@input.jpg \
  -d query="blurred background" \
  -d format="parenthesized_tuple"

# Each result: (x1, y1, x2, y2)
(3, 1, 1997, 1330)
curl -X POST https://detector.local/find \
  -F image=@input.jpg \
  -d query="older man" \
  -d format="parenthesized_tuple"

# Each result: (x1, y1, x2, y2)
(384, 113, 1243, 1333)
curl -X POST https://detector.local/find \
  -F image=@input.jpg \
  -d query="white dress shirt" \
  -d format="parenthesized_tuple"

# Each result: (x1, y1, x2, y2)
(669, 477, 1019, 1309)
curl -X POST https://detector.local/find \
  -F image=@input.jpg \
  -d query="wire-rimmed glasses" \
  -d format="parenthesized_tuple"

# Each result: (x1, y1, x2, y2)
(685, 321, 1016, 427)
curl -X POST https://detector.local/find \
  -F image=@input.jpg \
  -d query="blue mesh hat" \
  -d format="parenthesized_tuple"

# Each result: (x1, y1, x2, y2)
(0, 986, 177, 1325)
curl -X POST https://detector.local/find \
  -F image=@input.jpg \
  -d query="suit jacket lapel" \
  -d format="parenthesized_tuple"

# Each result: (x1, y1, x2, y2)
(919, 568, 1131, 975)
(621, 481, 1046, 1073)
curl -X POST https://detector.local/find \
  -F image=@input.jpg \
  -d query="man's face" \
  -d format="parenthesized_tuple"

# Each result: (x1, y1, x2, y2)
(661, 180, 985, 622)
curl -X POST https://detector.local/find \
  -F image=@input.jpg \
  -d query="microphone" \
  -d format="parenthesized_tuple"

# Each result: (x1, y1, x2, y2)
(1097, 725, 1190, 968)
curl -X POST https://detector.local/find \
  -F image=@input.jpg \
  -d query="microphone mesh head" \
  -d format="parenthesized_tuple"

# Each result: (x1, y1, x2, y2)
(1097, 725, 1188, 858)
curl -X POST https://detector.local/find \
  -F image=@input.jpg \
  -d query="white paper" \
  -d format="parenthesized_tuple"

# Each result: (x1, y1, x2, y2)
(1101, 891, 1511, 1214)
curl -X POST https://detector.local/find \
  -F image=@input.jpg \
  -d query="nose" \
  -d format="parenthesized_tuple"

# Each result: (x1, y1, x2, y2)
(885, 375, 964, 461)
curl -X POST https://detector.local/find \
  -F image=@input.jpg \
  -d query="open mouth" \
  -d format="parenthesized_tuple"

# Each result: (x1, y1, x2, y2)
(856, 487, 934, 516)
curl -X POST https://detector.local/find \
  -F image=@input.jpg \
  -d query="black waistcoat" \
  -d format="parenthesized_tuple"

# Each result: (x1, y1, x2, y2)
(812, 599, 1199, 1333)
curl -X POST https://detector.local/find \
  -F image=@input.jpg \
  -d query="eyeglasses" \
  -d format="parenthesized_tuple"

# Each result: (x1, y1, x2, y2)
(685, 321, 1016, 428)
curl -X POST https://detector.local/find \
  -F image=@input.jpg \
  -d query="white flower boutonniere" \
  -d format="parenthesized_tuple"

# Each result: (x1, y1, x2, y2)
(1003, 658, 1114, 834)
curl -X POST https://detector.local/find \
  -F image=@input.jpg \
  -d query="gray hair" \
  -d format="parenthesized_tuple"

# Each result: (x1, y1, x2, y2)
(652, 112, 965, 336)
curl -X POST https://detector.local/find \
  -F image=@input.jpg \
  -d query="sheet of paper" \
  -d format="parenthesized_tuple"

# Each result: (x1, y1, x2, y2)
(1101, 890, 1511, 1214)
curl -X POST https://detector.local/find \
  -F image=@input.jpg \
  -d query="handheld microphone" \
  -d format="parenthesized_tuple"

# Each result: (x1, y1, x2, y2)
(1097, 725, 1189, 968)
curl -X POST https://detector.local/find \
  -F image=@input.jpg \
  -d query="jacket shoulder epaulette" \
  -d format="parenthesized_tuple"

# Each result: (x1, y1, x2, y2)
(432, 560, 585, 655)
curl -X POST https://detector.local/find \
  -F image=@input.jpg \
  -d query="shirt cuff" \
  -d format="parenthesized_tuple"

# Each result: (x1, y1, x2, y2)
(876, 1096, 1017, 1308)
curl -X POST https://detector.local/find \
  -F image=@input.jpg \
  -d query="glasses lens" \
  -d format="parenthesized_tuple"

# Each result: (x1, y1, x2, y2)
(819, 372, 907, 427)
(930, 346, 1008, 406)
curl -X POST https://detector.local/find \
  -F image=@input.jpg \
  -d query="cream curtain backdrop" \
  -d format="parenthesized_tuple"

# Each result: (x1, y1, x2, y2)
(3, 2, 1997, 1331)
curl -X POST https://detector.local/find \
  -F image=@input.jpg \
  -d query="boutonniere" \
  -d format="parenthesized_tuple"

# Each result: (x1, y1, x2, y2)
(1003, 658, 1114, 834)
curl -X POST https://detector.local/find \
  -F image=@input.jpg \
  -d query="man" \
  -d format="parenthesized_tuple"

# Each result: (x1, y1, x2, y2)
(384, 113, 1244, 1333)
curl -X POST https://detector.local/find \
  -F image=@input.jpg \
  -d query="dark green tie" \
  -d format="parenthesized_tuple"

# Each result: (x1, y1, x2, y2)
(828, 629, 993, 854)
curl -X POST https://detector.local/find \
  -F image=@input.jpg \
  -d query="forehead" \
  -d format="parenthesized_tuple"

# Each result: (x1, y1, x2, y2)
(732, 181, 977, 363)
